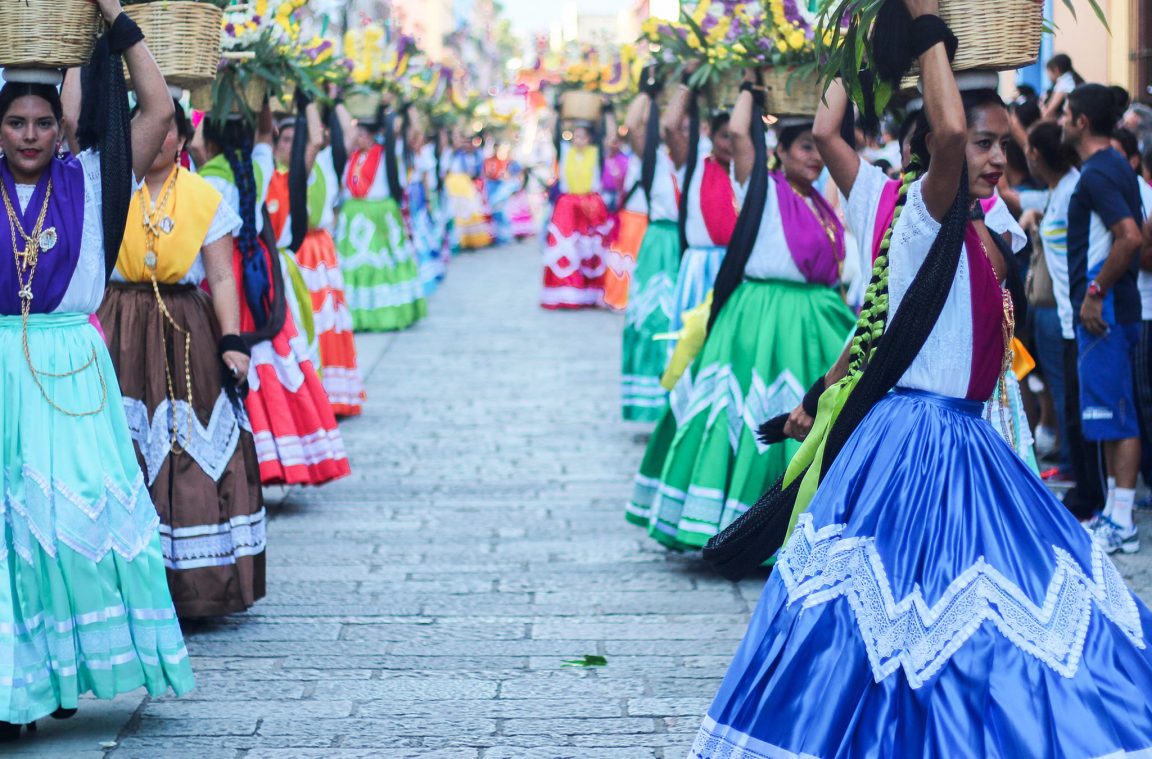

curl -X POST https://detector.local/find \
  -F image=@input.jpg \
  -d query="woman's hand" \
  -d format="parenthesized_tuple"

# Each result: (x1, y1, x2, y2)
(903, 0, 940, 18)
(222, 351, 250, 383)
(94, 0, 125, 23)
(783, 404, 814, 441)
(1018, 208, 1042, 234)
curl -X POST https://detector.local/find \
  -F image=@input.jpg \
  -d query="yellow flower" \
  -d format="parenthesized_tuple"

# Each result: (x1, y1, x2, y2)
(732, 42, 747, 55)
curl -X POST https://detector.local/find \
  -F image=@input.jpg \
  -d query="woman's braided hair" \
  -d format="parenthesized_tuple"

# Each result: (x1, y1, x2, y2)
(676, 89, 700, 257)
(205, 118, 271, 328)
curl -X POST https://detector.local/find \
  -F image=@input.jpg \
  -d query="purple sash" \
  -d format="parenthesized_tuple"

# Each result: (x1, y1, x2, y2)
(772, 171, 845, 286)
(0, 156, 85, 315)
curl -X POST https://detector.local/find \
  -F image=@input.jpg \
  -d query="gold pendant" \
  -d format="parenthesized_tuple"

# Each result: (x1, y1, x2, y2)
(17, 284, 32, 301)
(160, 216, 175, 234)
(38, 227, 57, 251)
(144, 251, 158, 270)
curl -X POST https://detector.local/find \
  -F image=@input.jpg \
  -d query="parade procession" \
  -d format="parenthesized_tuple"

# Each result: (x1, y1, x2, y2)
(4, 0, 1152, 756)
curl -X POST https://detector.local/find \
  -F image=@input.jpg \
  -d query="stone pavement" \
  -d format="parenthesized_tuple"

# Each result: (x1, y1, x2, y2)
(15, 240, 1152, 758)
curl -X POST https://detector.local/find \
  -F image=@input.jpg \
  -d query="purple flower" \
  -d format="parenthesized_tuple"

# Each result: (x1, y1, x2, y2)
(224, 22, 236, 35)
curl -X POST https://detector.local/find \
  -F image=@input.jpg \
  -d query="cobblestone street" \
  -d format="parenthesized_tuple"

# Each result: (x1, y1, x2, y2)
(17, 240, 1152, 758)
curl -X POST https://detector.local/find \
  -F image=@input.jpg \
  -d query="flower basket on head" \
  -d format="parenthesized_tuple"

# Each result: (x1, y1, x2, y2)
(560, 90, 603, 122)
(0, 0, 101, 69)
(762, 67, 822, 118)
(123, 1, 224, 89)
(190, 74, 267, 116)
(816, 0, 1106, 112)
(344, 89, 382, 120)
(909, 0, 1044, 75)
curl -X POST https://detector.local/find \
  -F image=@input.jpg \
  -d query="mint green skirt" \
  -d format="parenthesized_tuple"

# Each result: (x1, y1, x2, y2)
(0, 314, 194, 724)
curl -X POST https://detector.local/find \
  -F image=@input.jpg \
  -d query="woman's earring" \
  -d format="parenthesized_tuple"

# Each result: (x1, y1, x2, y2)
(56, 143, 64, 159)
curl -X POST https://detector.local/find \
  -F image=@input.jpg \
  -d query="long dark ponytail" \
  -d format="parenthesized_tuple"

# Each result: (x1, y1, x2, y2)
(382, 106, 404, 204)
(288, 92, 310, 253)
(76, 32, 133, 277)
(707, 83, 768, 330)
(676, 90, 700, 257)
(327, 104, 348, 183)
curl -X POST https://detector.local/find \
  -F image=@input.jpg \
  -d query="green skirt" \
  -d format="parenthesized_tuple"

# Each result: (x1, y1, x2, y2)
(0, 314, 194, 724)
(626, 279, 856, 549)
(621, 220, 679, 422)
(334, 196, 428, 332)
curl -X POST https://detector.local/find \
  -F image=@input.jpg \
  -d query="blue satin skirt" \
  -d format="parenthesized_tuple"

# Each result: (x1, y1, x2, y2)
(692, 389, 1152, 759)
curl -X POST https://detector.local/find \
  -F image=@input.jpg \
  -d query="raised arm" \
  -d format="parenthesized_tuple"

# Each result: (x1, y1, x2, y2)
(94, 0, 174, 179)
(813, 79, 863, 199)
(60, 68, 81, 156)
(661, 77, 695, 169)
(624, 92, 650, 156)
(730, 72, 756, 186)
(302, 101, 325, 175)
(334, 102, 357, 157)
(911, 0, 967, 220)
(255, 99, 274, 147)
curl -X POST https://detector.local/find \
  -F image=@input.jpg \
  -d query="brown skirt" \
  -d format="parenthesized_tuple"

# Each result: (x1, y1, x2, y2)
(98, 282, 266, 618)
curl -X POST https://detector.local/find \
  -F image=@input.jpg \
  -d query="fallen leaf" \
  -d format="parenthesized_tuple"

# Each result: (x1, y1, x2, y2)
(562, 654, 608, 667)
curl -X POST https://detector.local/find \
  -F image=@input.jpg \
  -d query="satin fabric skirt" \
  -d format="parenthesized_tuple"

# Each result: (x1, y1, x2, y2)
(621, 220, 680, 422)
(0, 314, 194, 722)
(99, 284, 266, 618)
(692, 389, 1152, 759)
(669, 244, 726, 333)
(603, 209, 648, 312)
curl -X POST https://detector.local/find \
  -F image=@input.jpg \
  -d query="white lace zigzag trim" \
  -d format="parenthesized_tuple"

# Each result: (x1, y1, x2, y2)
(671, 365, 803, 453)
(625, 272, 675, 328)
(778, 514, 1146, 689)
(2, 467, 158, 565)
(123, 393, 248, 486)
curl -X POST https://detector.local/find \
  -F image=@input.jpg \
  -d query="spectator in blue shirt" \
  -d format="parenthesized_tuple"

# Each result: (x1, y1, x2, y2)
(1061, 83, 1146, 553)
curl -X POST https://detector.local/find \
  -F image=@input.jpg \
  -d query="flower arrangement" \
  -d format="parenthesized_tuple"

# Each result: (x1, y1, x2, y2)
(639, 0, 823, 92)
(122, 0, 230, 6)
(202, 0, 328, 123)
(343, 25, 420, 94)
(815, 0, 1108, 113)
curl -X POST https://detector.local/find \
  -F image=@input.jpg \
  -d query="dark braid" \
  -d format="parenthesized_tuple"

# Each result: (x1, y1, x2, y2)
(676, 89, 700, 257)
(707, 83, 768, 330)
(207, 118, 272, 330)
(639, 86, 662, 207)
(433, 129, 445, 195)
(326, 105, 348, 183)
(382, 107, 404, 204)
(288, 93, 310, 253)
(399, 102, 414, 170)
(77, 33, 133, 278)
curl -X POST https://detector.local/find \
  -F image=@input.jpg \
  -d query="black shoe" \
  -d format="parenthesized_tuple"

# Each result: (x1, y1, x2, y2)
(50, 707, 77, 720)
(0, 721, 35, 742)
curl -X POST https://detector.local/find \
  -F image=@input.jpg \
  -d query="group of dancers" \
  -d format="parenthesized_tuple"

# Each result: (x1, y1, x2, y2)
(0, 0, 531, 737)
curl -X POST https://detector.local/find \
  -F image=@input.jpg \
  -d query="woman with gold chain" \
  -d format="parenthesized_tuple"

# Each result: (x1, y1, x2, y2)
(626, 79, 856, 550)
(0, 0, 194, 740)
(97, 99, 266, 619)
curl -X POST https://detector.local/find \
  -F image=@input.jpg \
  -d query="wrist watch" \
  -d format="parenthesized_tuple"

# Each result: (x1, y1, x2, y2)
(1087, 280, 1105, 299)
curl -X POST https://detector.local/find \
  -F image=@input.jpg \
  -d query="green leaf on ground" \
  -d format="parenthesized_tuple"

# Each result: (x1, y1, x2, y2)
(562, 655, 608, 667)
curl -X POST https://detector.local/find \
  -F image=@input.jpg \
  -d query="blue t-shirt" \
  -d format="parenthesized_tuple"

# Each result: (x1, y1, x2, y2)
(1067, 147, 1144, 325)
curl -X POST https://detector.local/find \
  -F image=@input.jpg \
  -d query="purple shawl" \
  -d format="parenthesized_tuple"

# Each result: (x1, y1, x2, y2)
(772, 171, 844, 286)
(0, 156, 85, 315)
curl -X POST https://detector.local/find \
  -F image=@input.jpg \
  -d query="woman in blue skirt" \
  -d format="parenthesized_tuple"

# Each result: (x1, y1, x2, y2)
(691, 2, 1152, 756)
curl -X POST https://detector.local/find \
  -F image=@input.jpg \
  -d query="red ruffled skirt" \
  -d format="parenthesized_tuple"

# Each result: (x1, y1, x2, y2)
(295, 228, 366, 416)
(541, 192, 611, 310)
(234, 240, 351, 486)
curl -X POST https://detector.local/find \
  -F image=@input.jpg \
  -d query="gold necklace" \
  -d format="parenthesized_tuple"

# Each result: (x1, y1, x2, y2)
(141, 166, 194, 454)
(2, 178, 107, 417)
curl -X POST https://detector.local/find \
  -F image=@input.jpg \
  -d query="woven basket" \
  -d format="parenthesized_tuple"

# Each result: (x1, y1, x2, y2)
(124, 2, 222, 89)
(705, 70, 743, 111)
(761, 68, 822, 118)
(560, 90, 602, 122)
(0, 0, 101, 68)
(344, 91, 382, 120)
(915, 0, 1042, 73)
(190, 76, 267, 114)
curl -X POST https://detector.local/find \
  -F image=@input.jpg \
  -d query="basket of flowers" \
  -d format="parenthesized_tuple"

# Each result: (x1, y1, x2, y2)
(192, 0, 336, 123)
(0, 0, 102, 68)
(817, 0, 1106, 111)
(122, 0, 227, 89)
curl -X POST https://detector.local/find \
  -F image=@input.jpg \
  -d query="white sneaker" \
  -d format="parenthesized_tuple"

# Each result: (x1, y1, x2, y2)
(1033, 425, 1058, 460)
(1091, 517, 1140, 555)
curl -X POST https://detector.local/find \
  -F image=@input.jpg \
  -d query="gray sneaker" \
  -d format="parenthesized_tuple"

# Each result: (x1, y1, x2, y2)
(1091, 517, 1140, 555)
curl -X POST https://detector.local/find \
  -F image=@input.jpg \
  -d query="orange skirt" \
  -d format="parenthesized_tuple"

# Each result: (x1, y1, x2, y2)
(603, 209, 648, 312)
(295, 228, 366, 416)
